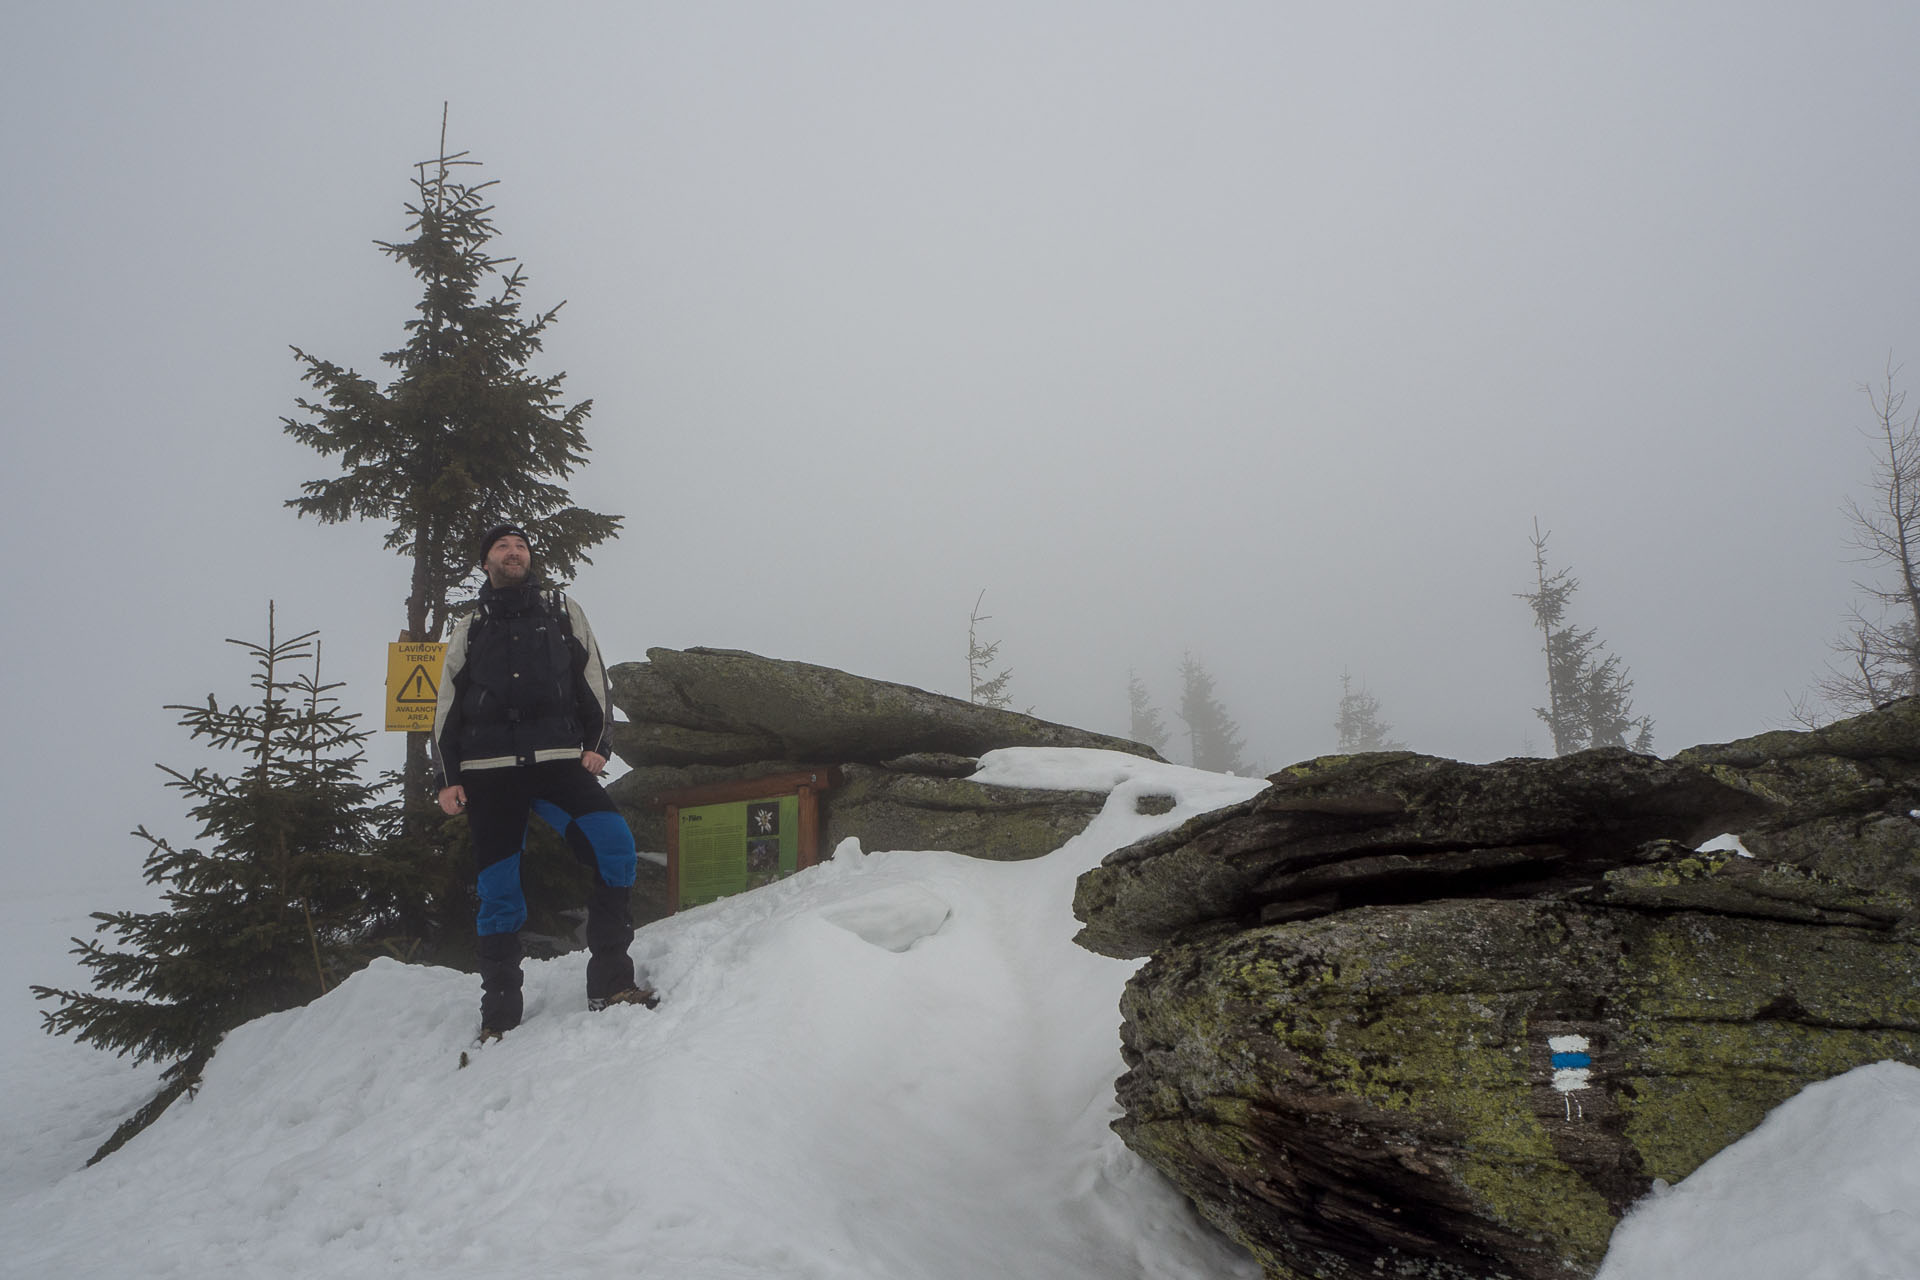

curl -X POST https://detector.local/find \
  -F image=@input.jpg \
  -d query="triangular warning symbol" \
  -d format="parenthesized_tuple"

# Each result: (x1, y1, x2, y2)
(396, 664, 438, 703)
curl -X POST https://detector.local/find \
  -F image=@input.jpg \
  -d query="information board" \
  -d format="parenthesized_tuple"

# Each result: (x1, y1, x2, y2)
(676, 794, 800, 909)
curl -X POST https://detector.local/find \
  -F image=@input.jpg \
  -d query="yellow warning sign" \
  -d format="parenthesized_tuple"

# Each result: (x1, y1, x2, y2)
(385, 641, 448, 732)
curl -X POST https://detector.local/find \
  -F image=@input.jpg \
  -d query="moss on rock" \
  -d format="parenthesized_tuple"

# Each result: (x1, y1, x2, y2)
(1109, 880, 1920, 1279)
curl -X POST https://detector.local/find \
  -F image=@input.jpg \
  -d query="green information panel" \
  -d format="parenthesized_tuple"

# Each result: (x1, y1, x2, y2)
(677, 794, 800, 909)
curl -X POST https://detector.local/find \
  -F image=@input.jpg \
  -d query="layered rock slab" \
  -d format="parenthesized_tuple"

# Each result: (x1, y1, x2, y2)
(604, 648, 1157, 880)
(1075, 731, 1920, 1280)
(609, 647, 1157, 765)
(1677, 695, 1920, 904)
(1073, 749, 1774, 960)
(822, 765, 1108, 862)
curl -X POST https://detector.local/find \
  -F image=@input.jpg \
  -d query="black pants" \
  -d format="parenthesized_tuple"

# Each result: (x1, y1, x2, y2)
(464, 759, 638, 1030)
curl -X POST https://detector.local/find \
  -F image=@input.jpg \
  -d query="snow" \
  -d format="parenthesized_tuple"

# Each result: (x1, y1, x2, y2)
(1595, 1061, 1920, 1280)
(0, 750, 1266, 1280)
(2, 747, 1916, 1279)
(0, 880, 167, 1204)
(1695, 831, 1757, 858)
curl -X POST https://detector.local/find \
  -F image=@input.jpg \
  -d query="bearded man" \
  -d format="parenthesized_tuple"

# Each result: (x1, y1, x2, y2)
(431, 523, 652, 1038)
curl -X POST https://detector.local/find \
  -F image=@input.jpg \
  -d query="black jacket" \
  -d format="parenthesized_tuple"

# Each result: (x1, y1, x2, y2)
(430, 583, 616, 790)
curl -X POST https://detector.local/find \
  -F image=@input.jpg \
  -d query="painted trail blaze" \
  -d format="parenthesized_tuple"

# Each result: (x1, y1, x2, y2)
(1548, 1034, 1593, 1120)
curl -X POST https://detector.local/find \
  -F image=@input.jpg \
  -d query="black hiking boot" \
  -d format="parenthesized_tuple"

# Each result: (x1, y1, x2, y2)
(589, 985, 658, 1012)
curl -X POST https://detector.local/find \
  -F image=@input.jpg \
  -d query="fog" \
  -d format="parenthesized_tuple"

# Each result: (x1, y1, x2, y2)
(5, 3, 1917, 911)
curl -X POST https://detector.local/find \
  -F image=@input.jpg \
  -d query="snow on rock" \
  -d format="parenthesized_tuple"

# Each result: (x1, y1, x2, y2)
(969, 746, 1270, 814)
(1595, 1061, 1920, 1280)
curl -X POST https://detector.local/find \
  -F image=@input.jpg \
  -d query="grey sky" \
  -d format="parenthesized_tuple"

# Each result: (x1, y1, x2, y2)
(5, 3, 1919, 908)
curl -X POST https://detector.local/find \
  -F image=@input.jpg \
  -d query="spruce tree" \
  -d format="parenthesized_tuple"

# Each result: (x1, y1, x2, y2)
(1518, 522, 1653, 755)
(32, 606, 404, 1162)
(1335, 672, 1407, 752)
(1177, 652, 1251, 774)
(280, 124, 620, 826)
(1127, 669, 1171, 753)
(967, 589, 1015, 709)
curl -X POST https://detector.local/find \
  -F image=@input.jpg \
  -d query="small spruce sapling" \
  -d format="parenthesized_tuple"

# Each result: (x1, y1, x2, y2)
(32, 605, 403, 1162)
(968, 589, 1015, 709)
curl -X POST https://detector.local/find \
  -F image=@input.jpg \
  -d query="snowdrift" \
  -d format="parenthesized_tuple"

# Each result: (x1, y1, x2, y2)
(6, 748, 1918, 1280)
(1, 751, 1267, 1280)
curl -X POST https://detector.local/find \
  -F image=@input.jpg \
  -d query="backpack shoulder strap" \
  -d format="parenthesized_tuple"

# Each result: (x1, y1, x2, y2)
(544, 588, 576, 639)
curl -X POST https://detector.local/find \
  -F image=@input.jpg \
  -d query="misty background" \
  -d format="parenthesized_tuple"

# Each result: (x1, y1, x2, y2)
(5, 2, 1918, 928)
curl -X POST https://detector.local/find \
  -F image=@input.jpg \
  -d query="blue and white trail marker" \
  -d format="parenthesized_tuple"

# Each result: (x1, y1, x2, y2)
(1548, 1034, 1592, 1120)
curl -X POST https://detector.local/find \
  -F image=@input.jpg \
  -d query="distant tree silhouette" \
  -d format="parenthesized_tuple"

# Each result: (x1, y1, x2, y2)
(1127, 670, 1171, 753)
(1815, 360, 1920, 716)
(1517, 521, 1653, 755)
(967, 589, 1014, 709)
(1177, 653, 1250, 773)
(1335, 672, 1407, 752)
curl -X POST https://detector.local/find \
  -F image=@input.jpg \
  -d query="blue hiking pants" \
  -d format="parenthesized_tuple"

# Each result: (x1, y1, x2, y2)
(462, 759, 638, 1030)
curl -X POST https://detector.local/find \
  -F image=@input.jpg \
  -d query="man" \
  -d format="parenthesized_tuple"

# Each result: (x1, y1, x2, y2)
(432, 522, 653, 1039)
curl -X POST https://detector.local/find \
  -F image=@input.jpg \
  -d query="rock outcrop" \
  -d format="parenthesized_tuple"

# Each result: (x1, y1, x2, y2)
(603, 649, 1157, 912)
(821, 764, 1110, 863)
(609, 647, 1155, 765)
(1073, 712, 1920, 1280)
(1675, 701, 1920, 904)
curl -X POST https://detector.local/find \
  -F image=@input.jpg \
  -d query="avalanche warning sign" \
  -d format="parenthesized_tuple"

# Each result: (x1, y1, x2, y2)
(385, 641, 447, 731)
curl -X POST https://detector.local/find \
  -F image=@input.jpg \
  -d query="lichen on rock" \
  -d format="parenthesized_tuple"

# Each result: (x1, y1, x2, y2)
(1078, 702, 1920, 1280)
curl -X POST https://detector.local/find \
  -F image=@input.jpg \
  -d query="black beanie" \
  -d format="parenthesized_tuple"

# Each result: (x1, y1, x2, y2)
(478, 523, 531, 564)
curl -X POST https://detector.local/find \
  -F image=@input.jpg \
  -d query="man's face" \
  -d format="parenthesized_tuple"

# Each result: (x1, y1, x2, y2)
(484, 534, 531, 587)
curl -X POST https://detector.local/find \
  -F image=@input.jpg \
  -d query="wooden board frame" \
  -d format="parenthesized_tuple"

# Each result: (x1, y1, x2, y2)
(659, 768, 840, 913)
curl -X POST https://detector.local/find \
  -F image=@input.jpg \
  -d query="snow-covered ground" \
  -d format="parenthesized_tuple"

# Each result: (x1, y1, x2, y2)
(2, 748, 1916, 1279)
